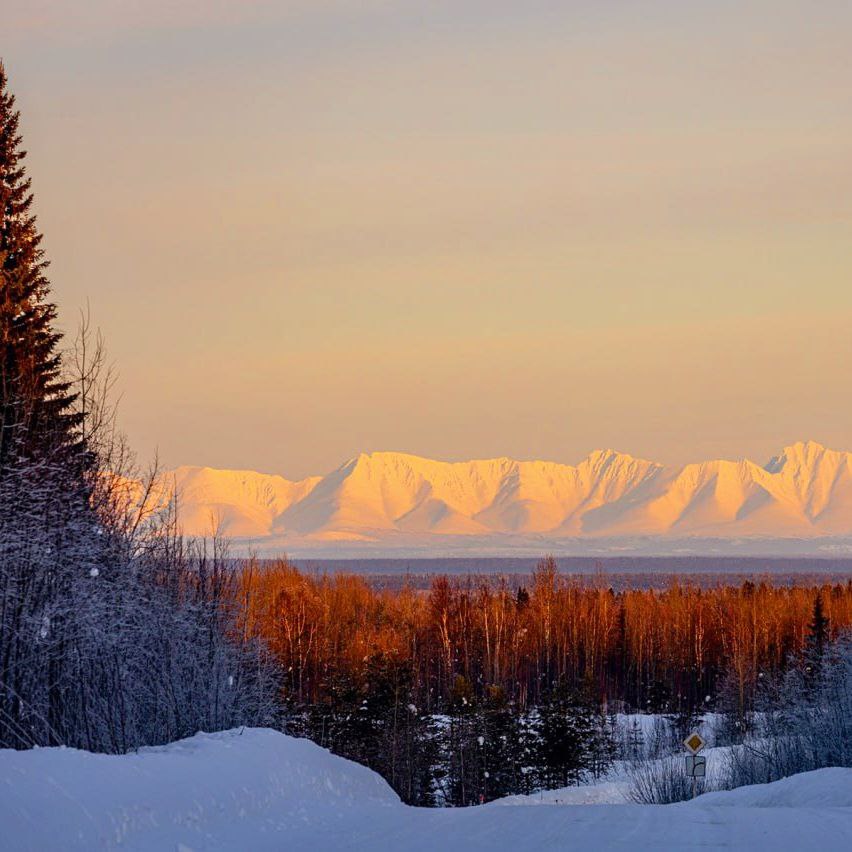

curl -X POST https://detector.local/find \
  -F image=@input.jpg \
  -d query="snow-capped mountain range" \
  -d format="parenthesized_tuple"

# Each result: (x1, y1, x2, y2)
(159, 441, 852, 553)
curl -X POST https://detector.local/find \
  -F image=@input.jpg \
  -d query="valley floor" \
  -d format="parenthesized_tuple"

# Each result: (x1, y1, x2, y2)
(2, 728, 851, 851)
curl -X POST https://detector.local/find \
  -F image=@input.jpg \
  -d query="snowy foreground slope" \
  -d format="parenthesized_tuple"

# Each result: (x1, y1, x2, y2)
(2, 729, 852, 852)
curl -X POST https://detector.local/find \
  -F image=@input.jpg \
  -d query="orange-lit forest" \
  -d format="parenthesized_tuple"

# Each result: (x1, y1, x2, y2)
(228, 558, 852, 804)
(238, 557, 852, 714)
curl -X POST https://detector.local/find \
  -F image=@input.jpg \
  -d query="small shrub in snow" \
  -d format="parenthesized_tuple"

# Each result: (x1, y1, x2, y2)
(628, 755, 705, 804)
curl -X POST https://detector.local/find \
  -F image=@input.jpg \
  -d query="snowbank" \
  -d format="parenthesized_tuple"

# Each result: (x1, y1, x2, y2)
(2, 728, 852, 851)
(698, 767, 852, 809)
(0, 728, 397, 852)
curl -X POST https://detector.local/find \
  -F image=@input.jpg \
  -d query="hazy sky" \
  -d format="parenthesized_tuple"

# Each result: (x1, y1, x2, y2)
(5, 1, 852, 478)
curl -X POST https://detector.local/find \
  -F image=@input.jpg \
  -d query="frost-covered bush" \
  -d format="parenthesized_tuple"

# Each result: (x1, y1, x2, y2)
(722, 633, 852, 788)
(0, 492, 280, 753)
(628, 754, 705, 804)
(648, 714, 675, 760)
(0, 323, 278, 752)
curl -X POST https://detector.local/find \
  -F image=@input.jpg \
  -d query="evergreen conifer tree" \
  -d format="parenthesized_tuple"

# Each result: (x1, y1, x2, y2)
(0, 62, 94, 747)
(534, 683, 607, 788)
(804, 592, 830, 691)
(477, 685, 522, 801)
(0, 62, 86, 487)
(0, 65, 277, 753)
(807, 593, 829, 661)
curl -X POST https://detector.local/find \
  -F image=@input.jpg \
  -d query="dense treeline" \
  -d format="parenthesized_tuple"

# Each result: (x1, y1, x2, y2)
(239, 557, 852, 714)
(234, 558, 852, 804)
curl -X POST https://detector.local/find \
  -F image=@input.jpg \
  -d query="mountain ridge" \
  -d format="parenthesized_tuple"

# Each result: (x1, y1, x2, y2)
(158, 441, 852, 547)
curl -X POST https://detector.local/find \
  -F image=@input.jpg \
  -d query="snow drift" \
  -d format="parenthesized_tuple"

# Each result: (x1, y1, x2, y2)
(2, 728, 852, 851)
(0, 729, 397, 852)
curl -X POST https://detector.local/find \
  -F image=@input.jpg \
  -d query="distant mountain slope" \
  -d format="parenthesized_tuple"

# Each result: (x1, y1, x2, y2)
(163, 466, 321, 537)
(160, 441, 852, 546)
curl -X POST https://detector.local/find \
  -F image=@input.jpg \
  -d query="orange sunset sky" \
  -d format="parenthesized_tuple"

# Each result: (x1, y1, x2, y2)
(5, 1, 852, 478)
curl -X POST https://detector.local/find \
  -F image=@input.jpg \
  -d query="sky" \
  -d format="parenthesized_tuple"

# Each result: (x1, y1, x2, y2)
(4, 1, 852, 479)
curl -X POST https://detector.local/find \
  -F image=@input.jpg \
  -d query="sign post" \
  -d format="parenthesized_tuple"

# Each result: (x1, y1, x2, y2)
(683, 731, 707, 799)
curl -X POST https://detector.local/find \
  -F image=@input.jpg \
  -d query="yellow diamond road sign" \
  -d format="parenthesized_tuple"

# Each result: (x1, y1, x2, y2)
(684, 731, 706, 754)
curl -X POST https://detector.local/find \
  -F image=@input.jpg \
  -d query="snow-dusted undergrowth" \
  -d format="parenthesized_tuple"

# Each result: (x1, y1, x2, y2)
(2, 727, 852, 851)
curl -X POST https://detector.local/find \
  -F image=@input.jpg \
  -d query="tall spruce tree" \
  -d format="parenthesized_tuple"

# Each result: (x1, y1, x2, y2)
(0, 61, 276, 755)
(0, 61, 85, 482)
(0, 62, 94, 748)
(807, 593, 829, 660)
(804, 592, 830, 692)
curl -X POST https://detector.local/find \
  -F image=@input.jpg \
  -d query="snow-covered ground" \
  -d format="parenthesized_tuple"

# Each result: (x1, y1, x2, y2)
(2, 728, 851, 851)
